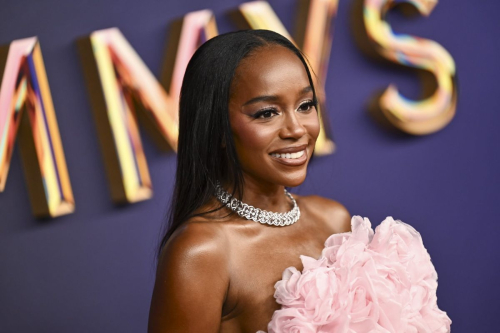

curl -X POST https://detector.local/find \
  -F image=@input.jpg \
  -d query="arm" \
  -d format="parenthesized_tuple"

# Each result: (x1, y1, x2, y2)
(148, 222, 229, 333)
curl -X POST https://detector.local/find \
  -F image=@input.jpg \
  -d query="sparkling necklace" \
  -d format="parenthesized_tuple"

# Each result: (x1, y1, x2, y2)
(214, 184, 300, 226)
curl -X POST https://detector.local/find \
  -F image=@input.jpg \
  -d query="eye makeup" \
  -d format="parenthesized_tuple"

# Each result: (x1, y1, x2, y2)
(250, 98, 318, 119)
(297, 99, 317, 112)
(251, 108, 280, 119)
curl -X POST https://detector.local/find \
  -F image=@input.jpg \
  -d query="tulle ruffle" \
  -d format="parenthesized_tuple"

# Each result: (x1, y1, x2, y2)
(259, 216, 451, 333)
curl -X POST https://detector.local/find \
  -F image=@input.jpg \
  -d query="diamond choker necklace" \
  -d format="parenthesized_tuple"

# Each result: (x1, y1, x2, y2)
(214, 184, 300, 226)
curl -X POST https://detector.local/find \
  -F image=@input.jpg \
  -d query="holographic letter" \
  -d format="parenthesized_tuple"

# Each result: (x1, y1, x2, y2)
(0, 38, 74, 217)
(233, 0, 339, 155)
(355, 0, 457, 135)
(78, 11, 217, 203)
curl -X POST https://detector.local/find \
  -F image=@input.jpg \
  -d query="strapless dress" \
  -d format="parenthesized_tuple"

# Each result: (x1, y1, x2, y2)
(258, 216, 451, 333)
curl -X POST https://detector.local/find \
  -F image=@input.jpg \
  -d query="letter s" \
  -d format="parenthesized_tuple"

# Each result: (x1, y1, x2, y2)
(355, 0, 457, 135)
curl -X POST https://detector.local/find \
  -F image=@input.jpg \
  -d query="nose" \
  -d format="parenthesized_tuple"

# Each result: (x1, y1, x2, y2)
(279, 111, 307, 140)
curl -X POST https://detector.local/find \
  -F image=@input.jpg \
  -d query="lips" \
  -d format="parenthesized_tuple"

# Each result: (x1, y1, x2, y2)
(269, 145, 308, 166)
(269, 144, 308, 155)
(270, 150, 305, 160)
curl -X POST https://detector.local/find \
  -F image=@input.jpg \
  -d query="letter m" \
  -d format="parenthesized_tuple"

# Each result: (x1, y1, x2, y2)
(0, 37, 74, 218)
(78, 11, 217, 204)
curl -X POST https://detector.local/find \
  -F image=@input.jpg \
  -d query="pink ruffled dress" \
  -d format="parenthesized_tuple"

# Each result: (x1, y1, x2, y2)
(258, 216, 451, 333)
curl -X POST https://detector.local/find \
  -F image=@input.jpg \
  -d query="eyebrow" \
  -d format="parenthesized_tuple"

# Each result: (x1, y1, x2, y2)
(242, 86, 313, 106)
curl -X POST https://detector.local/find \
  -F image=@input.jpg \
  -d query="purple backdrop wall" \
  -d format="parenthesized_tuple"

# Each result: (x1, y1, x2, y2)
(0, 0, 498, 332)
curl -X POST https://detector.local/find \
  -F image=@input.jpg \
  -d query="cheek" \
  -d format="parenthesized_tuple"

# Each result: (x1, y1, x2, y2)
(231, 120, 276, 157)
(303, 112, 320, 141)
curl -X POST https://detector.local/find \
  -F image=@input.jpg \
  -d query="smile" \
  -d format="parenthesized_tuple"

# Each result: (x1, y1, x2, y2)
(269, 149, 308, 166)
(270, 150, 305, 159)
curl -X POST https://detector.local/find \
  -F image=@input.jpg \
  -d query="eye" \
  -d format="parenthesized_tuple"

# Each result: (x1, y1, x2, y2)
(297, 100, 317, 112)
(253, 108, 279, 119)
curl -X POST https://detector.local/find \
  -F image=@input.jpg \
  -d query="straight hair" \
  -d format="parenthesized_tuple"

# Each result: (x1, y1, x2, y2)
(157, 29, 317, 258)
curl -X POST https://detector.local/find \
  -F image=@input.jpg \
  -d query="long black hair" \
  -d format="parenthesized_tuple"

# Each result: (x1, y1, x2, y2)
(157, 29, 317, 257)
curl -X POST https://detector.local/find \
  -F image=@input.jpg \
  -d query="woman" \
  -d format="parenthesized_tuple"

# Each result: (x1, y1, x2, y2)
(148, 30, 450, 333)
(148, 29, 350, 332)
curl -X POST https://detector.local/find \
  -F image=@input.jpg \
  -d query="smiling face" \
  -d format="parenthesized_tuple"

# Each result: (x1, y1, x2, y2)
(228, 45, 320, 188)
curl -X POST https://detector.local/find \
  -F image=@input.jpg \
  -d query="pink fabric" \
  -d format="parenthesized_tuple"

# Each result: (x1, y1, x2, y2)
(261, 216, 451, 333)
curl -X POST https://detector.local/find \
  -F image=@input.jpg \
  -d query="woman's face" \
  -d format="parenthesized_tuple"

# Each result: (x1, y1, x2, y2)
(228, 45, 320, 188)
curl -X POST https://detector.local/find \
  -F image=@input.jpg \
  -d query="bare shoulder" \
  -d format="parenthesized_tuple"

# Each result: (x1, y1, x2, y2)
(156, 217, 229, 278)
(294, 194, 352, 233)
(149, 218, 230, 332)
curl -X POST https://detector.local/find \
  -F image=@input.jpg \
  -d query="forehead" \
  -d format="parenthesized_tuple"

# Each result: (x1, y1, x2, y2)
(230, 45, 311, 101)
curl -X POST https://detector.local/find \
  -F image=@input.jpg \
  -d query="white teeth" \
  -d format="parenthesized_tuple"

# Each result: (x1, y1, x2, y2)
(271, 150, 305, 160)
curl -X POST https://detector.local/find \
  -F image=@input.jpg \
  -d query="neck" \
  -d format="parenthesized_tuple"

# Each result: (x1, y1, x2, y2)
(234, 175, 292, 213)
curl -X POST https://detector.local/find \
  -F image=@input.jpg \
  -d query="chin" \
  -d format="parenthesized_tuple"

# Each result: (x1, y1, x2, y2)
(278, 171, 307, 188)
(245, 156, 310, 188)
(284, 180, 305, 188)
(269, 160, 310, 188)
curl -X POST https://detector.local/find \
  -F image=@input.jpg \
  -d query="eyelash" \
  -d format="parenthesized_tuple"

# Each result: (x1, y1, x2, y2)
(252, 99, 317, 119)
(297, 100, 317, 112)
